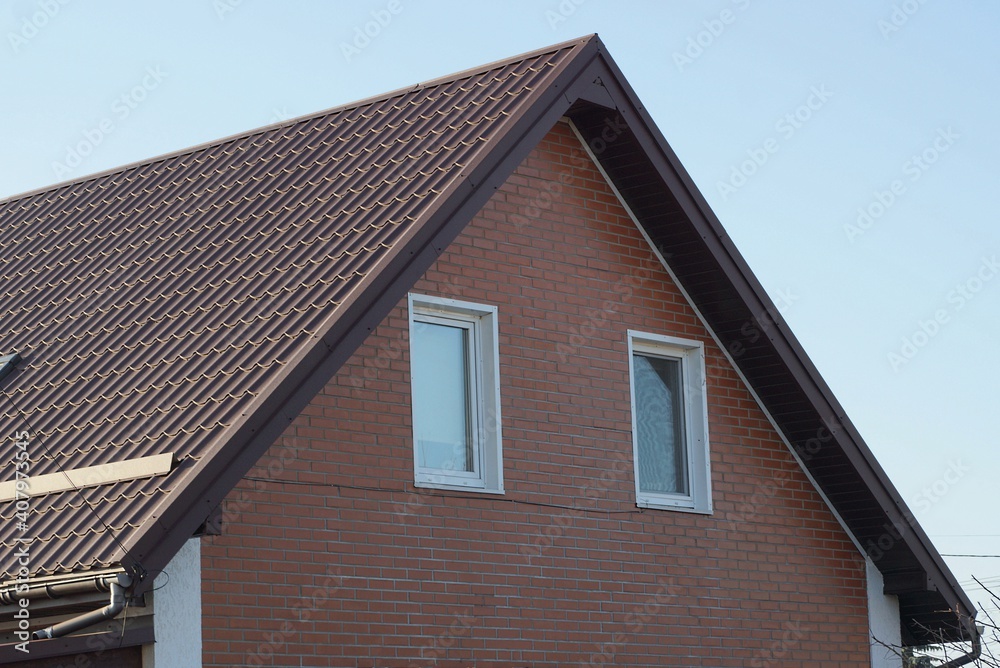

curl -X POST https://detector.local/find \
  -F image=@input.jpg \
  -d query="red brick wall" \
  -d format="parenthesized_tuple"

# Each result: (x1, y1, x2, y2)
(201, 123, 870, 667)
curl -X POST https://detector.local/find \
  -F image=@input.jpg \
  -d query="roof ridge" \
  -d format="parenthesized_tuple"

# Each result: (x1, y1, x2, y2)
(0, 35, 597, 208)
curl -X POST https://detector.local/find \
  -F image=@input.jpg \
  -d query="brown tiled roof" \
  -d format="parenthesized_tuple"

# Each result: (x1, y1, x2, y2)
(0, 34, 977, 644)
(0, 36, 593, 580)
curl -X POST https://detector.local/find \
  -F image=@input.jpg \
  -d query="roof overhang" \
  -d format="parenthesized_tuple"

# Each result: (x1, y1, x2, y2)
(559, 39, 976, 645)
(0, 35, 972, 647)
(123, 34, 975, 644)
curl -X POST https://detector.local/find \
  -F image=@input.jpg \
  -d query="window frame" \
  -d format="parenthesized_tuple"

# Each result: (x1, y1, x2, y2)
(408, 293, 504, 494)
(627, 330, 712, 514)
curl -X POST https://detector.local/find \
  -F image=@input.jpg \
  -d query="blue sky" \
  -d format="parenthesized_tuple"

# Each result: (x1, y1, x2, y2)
(2, 0, 997, 636)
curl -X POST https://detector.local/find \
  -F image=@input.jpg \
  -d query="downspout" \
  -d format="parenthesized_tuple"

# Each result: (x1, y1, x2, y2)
(31, 572, 132, 640)
(937, 625, 982, 668)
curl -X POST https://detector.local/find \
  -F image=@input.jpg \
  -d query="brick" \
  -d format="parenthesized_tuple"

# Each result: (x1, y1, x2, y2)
(202, 123, 869, 666)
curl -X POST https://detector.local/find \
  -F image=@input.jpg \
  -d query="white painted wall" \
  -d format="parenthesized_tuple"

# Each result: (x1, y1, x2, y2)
(868, 557, 903, 668)
(142, 537, 202, 667)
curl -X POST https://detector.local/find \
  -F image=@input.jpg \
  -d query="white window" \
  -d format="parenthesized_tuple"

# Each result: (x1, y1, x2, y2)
(628, 330, 711, 513)
(408, 294, 503, 493)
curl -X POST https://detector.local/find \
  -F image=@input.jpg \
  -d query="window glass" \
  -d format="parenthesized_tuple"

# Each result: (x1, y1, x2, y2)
(633, 353, 688, 495)
(408, 294, 503, 494)
(628, 331, 711, 514)
(411, 321, 474, 473)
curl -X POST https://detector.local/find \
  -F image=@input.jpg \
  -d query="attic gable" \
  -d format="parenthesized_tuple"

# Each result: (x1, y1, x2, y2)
(0, 35, 975, 646)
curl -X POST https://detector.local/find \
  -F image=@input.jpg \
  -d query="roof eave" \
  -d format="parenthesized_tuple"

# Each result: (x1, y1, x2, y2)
(117, 35, 609, 596)
(564, 41, 976, 643)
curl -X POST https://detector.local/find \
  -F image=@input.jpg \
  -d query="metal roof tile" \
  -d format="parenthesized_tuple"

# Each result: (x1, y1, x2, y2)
(0, 38, 587, 581)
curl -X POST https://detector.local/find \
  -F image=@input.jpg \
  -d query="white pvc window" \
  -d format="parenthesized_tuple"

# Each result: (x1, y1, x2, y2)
(409, 294, 503, 493)
(628, 331, 712, 513)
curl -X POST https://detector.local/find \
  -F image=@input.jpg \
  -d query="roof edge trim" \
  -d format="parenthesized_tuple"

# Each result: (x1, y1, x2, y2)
(572, 43, 977, 638)
(116, 36, 603, 593)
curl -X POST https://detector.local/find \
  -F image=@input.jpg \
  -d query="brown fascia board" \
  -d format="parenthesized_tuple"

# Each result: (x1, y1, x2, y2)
(119, 35, 606, 594)
(80, 32, 968, 641)
(575, 42, 976, 635)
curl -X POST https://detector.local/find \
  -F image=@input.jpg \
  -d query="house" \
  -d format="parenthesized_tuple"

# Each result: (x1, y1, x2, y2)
(0, 35, 980, 667)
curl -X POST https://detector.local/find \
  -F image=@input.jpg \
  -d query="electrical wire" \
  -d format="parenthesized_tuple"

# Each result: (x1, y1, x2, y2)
(242, 476, 644, 515)
(943, 554, 1000, 558)
(117, 595, 130, 649)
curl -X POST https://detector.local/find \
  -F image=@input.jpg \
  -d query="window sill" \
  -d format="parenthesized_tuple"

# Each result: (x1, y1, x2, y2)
(414, 480, 505, 495)
(637, 498, 712, 515)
